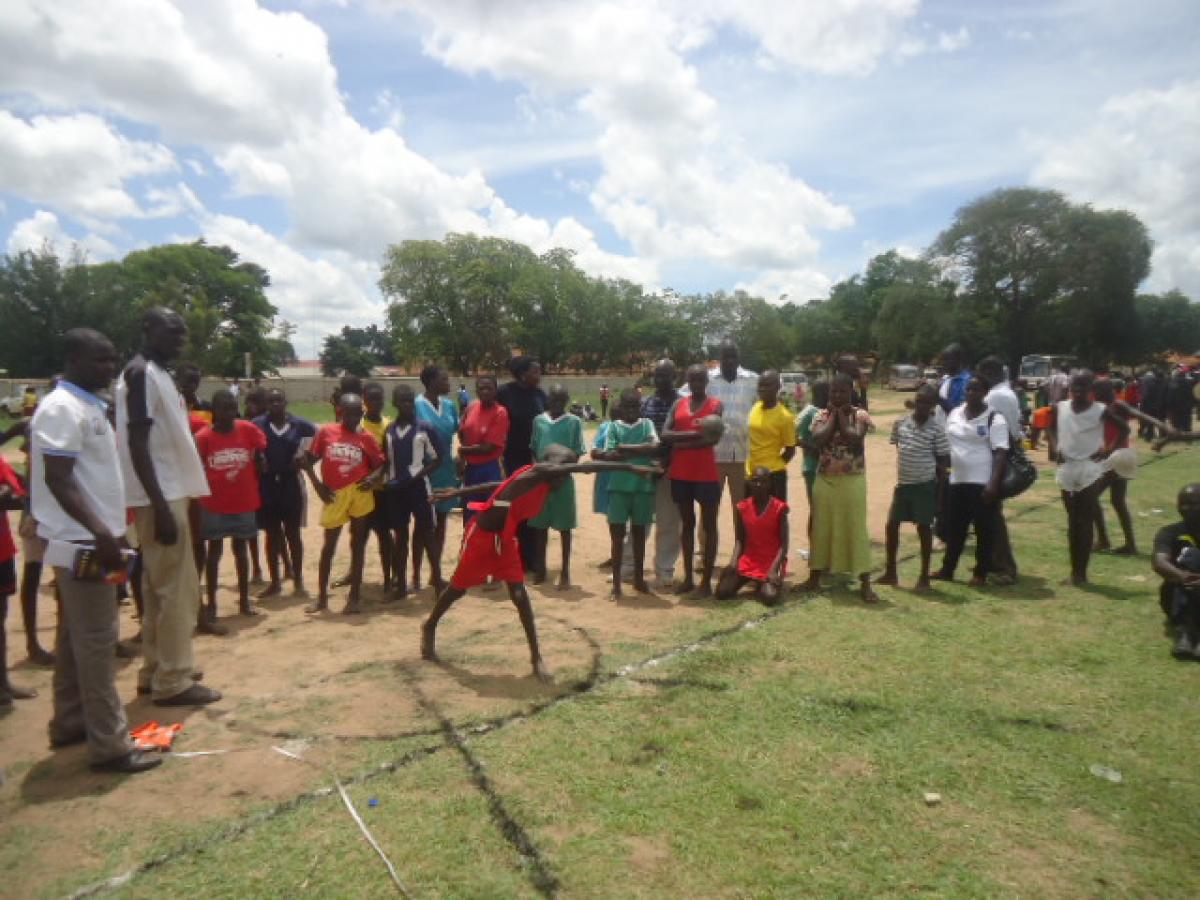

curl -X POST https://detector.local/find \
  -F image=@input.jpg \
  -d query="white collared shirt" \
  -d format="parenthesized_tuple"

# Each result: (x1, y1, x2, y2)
(30, 383, 127, 541)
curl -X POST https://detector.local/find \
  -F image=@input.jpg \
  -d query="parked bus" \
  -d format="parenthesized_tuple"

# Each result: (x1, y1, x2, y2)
(1019, 354, 1076, 389)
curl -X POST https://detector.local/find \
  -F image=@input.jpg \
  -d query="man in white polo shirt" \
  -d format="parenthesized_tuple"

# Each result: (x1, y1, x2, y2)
(32, 329, 160, 773)
(116, 308, 220, 707)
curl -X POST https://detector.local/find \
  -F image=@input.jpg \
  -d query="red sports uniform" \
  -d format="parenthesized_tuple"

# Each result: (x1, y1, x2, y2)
(195, 420, 267, 515)
(735, 496, 788, 581)
(450, 465, 551, 589)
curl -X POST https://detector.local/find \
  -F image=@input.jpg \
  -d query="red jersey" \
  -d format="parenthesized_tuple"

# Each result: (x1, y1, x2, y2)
(0, 456, 26, 563)
(196, 420, 267, 515)
(311, 423, 384, 491)
(736, 496, 788, 581)
(452, 465, 551, 588)
(460, 401, 510, 465)
(668, 395, 720, 482)
(189, 409, 213, 435)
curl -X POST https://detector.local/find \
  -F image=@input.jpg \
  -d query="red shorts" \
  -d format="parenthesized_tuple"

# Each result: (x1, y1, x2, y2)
(450, 523, 525, 589)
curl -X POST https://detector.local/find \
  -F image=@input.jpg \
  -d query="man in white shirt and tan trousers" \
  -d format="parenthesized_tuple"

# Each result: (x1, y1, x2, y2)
(116, 308, 221, 707)
(34, 328, 161, 772)
(699, 340, 758, 554)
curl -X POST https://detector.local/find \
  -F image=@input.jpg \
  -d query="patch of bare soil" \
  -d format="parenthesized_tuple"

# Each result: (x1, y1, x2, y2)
(1, 404, 916, 897)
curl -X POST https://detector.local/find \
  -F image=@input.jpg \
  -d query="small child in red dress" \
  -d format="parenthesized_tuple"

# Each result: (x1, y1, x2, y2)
(716, 466, 788, 605)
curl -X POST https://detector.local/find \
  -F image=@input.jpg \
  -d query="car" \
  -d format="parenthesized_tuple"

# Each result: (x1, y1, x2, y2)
(922, 367, 941, 387)
(887, 364, 922, 391)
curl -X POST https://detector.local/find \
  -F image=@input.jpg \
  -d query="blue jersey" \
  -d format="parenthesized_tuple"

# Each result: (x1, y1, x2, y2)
(253, 413, 317, 476)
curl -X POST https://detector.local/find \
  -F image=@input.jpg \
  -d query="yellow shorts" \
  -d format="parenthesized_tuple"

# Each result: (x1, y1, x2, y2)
(320, 485, 375, 529)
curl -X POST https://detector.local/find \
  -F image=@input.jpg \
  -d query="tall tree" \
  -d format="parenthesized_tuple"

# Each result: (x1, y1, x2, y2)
(930, 188, 1072, 373)
(113, 241, 280, 375)
(382, 234, 535, 375)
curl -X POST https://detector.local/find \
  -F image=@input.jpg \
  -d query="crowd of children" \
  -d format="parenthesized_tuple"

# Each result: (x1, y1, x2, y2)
(4, 334, 1200, 733)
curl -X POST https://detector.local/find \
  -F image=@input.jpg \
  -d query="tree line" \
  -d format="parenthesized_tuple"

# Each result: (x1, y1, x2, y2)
(3, 187, 1197, 381)
(0, 241, 295, 378)
(367, 187, 1198, 378)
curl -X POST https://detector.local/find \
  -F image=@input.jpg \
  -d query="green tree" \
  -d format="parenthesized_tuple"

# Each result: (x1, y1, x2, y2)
(1133, 290, 1200, 360)
(382, 234, 535, 375)
(112, 241, 281, 375)
(319, 327, 377, 378)
(0, 246, 93, 377)
(509, 248, 582, 372)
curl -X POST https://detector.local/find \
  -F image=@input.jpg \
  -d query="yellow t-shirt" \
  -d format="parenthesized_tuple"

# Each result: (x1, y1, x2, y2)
(360, 415, 390, 491)
(746, 401, 797, 474)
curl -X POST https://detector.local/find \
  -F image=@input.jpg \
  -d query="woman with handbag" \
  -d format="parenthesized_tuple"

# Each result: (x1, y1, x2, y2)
(934, 376, 1009, 586)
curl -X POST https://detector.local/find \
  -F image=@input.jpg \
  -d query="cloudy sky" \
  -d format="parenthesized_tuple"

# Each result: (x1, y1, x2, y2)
(1, 0, 1197, 356)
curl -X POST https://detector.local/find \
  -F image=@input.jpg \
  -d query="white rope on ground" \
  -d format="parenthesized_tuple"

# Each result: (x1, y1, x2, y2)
(333, 775, 414, 898)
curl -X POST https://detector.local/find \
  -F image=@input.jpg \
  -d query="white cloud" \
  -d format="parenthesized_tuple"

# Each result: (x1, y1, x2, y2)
(6, 210, 118, 259)
(676, 0, 922, 75)
(395, 0, 858, 290)
(0, 110, 176, 223)
(369, 88, 405, 131)
(736, 267, 834, 305)
(190, 211, 384, 357)
(1030, 80, 1200, 296)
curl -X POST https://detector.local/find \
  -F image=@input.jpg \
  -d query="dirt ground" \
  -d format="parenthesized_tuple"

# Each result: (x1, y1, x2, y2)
(0, 398, 913, 897)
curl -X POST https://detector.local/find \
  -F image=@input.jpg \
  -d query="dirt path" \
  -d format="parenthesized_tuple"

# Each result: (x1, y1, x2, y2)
(0, 397, 913, 897)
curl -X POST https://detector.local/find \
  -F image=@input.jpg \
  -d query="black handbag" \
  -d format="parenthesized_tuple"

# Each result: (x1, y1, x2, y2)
(992, 415, 1037, 499)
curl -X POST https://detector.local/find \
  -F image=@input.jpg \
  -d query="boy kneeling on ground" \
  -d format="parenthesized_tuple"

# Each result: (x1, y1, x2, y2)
(716, 466, 788, 605)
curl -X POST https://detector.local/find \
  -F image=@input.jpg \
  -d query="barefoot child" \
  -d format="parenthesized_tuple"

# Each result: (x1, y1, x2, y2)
(598, 388, 659, 598)
(716, 466, 788, 605)
(879, 384, 949, 592)
(661, 364, 724, 597)
(253, 388, 315, 597)
(384, 384, 444, 599)
(195, 390, 267, 623)
(420, 446, 659, 677)
(303, 394, 385, 614)
(333, 382, 393, 592)
(241, 385, 269, 584)
(458, 374, 510, 522)
(529, 385, 585, 587)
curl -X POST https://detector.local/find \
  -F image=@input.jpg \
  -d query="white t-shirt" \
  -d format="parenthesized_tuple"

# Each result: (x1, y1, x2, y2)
(946, 405, 1010, 485)
(985, 382, 1024, 442)
(115, 358, 210, 506)
(30, 383, 127, 542)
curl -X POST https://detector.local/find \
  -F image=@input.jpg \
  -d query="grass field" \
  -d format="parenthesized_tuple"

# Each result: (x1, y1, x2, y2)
(4, 444, 1191, 898)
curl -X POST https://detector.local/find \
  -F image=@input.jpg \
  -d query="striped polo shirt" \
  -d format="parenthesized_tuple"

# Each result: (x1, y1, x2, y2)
(890, 413, 949, 485)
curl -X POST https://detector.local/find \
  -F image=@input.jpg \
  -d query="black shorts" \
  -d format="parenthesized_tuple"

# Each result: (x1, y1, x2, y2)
(368, 492, 390, 532)
(258, 473, 305, 528)
(387, 480, 434, 532)
(0, 557, 15, 596)
(671, 478, 721, 507)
